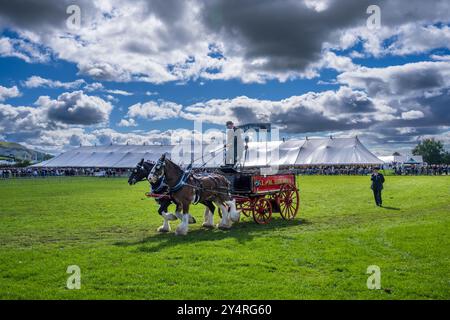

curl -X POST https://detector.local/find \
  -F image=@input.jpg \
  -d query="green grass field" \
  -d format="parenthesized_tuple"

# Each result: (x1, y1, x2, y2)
(0, 176, 449, 299)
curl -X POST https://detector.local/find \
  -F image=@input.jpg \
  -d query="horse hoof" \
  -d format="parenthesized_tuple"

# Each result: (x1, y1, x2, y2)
(157, 227, 170, 233)
(202, 223, 215, 229)
(175, 229, 188, 236)
(230, 213, 241, 223)
(217, 224, 231, 231)
(176, 213, 196, 224)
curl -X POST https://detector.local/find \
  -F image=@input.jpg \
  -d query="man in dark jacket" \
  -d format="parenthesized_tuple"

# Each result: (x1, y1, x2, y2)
(371, 167, 385, 206)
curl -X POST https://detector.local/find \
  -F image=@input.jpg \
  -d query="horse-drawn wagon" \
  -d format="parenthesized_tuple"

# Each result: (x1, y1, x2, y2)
(218, 168, 300, 224)
(143, 166, 300, 225)
(129, 122, 301, 234)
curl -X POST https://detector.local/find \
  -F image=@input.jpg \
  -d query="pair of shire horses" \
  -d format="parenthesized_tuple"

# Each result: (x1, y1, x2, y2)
(128, 154, 240, 235)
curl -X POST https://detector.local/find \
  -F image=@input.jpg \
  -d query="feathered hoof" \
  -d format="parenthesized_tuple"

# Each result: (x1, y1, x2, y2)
(217, 224, 231, 231)
(202, 223, 215, 229)
(157, 226, 170, 233)
(164, 213, 178, 221)
(230, 211, 241, 223)
(175, 227, 188, 236)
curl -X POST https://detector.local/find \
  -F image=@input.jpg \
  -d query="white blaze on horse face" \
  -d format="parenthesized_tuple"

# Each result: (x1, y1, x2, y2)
(147, 162, 162, 183)
(147, 170, 155, 183)
(148, 170, 160, 183)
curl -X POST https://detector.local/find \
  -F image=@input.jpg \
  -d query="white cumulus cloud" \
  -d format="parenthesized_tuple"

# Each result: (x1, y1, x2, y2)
(127, 100, 182, 121)
(0, 85, 20, 101)
(24, 76, 85, 89)
(401, 110, 425, 120)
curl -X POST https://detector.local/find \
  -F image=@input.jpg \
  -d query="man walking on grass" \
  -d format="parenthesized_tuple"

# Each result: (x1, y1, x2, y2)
(371, 167, 385, 207)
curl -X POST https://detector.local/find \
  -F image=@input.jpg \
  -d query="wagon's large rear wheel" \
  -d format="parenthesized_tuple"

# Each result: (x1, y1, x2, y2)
(279, 184, 299, 220)
(253, 197, 272, 224)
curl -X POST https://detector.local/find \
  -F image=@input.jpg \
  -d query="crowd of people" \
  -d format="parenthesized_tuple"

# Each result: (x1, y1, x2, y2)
(293, 166, 377, 175)
(1, 164, 449, 179)
(391, 164, 449, 176)
(294, 164, 449, 176)
(0, 167, 130, 179)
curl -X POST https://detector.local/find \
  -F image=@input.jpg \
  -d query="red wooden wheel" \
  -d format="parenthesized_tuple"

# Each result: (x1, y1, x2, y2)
(252, 197, 272, 224)
(218, 199, 252, 218)
(278, 184, 299, 220)
(236, 199, 252, 217)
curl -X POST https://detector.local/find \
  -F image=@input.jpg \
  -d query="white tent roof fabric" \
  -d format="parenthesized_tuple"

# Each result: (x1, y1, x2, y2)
(240, 137, 382, 167)
(379, 155, 423, 164)
(33, 137, 383, 168)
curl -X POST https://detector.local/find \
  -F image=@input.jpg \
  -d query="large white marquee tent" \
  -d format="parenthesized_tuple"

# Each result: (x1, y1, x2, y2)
(32, 137, 383, 168)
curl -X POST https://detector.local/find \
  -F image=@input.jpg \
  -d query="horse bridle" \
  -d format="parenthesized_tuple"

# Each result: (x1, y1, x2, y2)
(133, 161, 154, 182)
(149, 158, 165, 181)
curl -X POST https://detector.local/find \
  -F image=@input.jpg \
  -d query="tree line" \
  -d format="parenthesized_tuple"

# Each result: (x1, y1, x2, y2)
(412, 138, 450, 164)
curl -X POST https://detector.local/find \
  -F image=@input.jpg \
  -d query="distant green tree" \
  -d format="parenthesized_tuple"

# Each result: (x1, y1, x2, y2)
(442, 152, 450, 165)
(392, 152, 401, 156)
(412, 139, 445, 164)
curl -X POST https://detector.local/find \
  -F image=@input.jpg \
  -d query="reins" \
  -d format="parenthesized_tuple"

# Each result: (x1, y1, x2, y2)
(152, 177, 167, 193)
(189, 146, 226, 168)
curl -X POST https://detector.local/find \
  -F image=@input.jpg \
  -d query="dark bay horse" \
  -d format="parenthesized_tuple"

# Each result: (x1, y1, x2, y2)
(128, 159, 215, 232)
(147, 154, 240, 235)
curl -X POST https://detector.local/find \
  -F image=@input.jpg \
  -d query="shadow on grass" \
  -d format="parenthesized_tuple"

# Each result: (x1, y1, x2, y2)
(380, 206, 401, 211)
(114, 217, 306, 253)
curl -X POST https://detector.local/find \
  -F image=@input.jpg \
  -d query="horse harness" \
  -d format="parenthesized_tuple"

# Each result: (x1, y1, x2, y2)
(168, 167, 229, 204)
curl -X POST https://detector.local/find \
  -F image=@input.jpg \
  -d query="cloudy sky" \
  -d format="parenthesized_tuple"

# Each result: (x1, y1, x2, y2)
(0, 0, 449, 155)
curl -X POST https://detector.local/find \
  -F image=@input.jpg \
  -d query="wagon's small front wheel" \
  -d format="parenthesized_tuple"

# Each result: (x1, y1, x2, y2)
(218, 201, 251, 218)
(236, 200, 252, 217)
(279, 184, 299, 220)
(253, 197, 272, 224)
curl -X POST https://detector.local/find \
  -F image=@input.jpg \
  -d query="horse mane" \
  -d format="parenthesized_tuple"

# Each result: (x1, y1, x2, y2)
(142, 161, 155, 170)
(164, 158, 184, 175)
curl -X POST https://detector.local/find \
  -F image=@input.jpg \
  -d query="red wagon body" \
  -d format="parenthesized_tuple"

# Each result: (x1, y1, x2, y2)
(222, 171, 300, 224)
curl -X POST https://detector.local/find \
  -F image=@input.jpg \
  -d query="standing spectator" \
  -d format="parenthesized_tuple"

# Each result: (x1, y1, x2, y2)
(371, 167, 385, 207)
